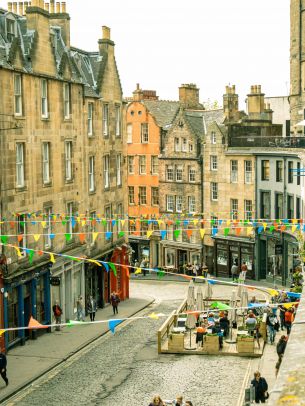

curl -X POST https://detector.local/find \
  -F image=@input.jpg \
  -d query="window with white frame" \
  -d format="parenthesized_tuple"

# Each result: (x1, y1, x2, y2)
(189, 167, 196, 182)
(67, 202, 73, 236)
(182, 138, 187, 152)
(151, 156, 158, 174)
(104, 155, 110, 188)
(16, 143, 25, 187)
(63, 83, 70, 119)
(141, 123, 149, 143)
(230, 160, 238, 183)
(139, 155, 146, 174)
(41, 79, 48, 118)
(128, 156, 135, 174)
(211, 182, 218, 201)
(88, 103, 93, 136)
(151, 187, 159, 205)
(176, 195, 183, 212)
(6, 18, 16, 43)
(17, 214, 26, 253)
(89, 156, 95, 192)
(115, 105, 121, 137)
(116, 154, 122, 186)
(139, 186, 147, 205)
(65, 141, 72, 181)
(42, 142, 50, 184)
(210, 155, 218, 171)
(188, 196, 196, 213)
(176, 165, 183, 182)
(231, 199, 238, 220)
(128, 186, 135, 204)
(105, 206, 112, 234)
(211, 131, 216, 144)
(174, 138, 181, 152)
(166, 195, 174, 212)
(166, 165, 174, 181)
(127, 123, 133, 143)
(44, 207, 52, 249)
(14, 74, 22, 116)
(244, 160, 252, 184)
(244, 200, 253, 221)
(103, 104, 109, 137)
(189, 143, 193, 152)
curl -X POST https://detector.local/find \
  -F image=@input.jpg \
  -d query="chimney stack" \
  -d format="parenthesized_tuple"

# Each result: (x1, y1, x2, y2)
(55, 1, 60, 12)
(247, 84, 265, 118)
(50, 0, 54, 12)
(61, 1, 66, 12)
(44, 2, 49, 11)
(223, 84, 239, 122)
(8, 2, 13, 11)
(12, 2, 17, 13)
(102, 26, 111, 40)
(179, 83, 200, 109)
(18, 2, 24, 14)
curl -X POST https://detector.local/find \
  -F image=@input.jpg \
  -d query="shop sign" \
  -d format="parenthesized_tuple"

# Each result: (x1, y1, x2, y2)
(275, 244, 283, 255)
(50, 277, 60, 286)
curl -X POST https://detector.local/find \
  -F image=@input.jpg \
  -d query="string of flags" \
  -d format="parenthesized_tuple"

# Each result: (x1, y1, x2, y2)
(0, 300, 299, 337)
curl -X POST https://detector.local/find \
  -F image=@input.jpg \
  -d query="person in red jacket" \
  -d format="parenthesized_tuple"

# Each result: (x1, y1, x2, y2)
(284, 308, 294, 335)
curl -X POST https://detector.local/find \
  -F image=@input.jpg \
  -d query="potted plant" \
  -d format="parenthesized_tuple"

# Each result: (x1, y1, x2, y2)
(237, 334, 254, 353)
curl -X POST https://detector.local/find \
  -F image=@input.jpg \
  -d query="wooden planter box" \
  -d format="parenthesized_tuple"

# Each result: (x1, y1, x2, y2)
(168, 333, 184, 351)
(204, 335, 219, 352)
(237, 337, 254, 353)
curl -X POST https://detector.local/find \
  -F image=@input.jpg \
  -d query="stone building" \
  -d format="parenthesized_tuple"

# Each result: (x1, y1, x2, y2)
(0, 0, 128, 351)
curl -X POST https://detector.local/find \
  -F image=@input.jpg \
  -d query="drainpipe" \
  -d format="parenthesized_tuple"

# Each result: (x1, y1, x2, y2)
(255, 155, 259, 280)
(200, 143, 205, 266)
(283, 157, 287, 285)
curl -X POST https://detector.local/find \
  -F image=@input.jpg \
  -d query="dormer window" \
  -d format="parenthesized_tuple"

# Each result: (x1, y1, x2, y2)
(6, 17, 16, 43)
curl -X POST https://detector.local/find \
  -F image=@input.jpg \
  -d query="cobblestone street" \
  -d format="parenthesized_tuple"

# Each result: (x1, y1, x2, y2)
(8, 281, 254, 406)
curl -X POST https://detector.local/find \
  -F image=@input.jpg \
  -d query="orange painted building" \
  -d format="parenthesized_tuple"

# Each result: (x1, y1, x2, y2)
(127, 85, 179, 267)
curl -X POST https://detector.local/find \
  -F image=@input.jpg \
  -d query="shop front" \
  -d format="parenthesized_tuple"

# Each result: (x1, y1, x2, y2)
(213, 237, 255, 279)
(161, 240, 202, 273)
(110, 244, 130, 301)
(129, 236, 150, 267)
(3, 264, 51, 350)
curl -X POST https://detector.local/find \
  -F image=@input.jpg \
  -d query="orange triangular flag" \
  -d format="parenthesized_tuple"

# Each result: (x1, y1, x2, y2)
(17, 235, 23, 242)
(28, 316, 48, 329)
(79, 233, 86, 243)
(186, 230, 193, 239)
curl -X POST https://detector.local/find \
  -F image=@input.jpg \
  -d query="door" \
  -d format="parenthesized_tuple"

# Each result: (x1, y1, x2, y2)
(259, 240, 267, 279)
(178, 250, 187, 272)
(229, 251, 239, 277)
(23, 283, 31, 338)
(65, 269, 72, 321)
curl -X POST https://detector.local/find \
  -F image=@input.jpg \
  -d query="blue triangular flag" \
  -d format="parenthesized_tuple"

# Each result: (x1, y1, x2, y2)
(208, 279, 216, 285)
(212, 227, 218, 236)
(71, 217, 76, 228)
(102, 262, 109, 272)
(160, 230, 167, 240)
(258, 226, 263, 234)
(109, 319, 122, 334)
(106, 232, 112, 240)
(49, 233, 55, 240)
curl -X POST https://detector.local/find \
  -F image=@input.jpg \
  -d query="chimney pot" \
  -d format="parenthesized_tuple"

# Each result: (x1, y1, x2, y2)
(102, 26, 111, 40)
(50, 0, 54, 12)
(31, 0, 38, 6)
(44, 2, 49, 11)
(232, 85, 236, 93)
(12, 2, 17, 13)
(55, 1, 60, 12)
(136, 83, 140, 90)
(61, 1, 66, 12)
(251, 85, 254, 94)
(18, 2, 24, 14)
(8, 2, 13, 11)
(258, 85, 261, 94)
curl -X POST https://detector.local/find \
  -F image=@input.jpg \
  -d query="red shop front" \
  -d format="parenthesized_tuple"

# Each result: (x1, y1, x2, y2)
(106, 244, 130, 303)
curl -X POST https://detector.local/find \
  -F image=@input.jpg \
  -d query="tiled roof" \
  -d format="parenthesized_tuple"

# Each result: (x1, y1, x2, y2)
(143, 100, 180, 128)
(185, 112, 205, 138)
(183, 108, 224, 137)
(0, 8, 109, 98)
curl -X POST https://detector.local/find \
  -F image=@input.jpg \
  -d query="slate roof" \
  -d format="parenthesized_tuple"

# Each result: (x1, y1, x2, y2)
(185, 112, 205, 138)
(0, 8, 111, 98)
(143, 100, 180, 129)
(184, 108, 224, 137)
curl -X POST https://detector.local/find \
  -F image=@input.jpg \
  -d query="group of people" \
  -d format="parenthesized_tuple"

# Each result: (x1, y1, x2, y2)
(149, 395, 192, 405)
(52, 291, 121, 328)
(183, 263, 208, 278)
(231, 260, 248, 282)
(195, 311, 230, 350)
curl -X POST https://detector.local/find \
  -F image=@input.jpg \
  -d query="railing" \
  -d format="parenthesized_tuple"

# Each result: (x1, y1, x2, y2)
(229, 136, 305, 149)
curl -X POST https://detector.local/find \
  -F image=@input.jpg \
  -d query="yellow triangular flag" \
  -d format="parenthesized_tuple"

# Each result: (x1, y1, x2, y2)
(292, 219, 297, 224)
(226, 220, 231, 226)
(81, 220, 86, 227)
(34, 234, 41, 242)
(263, 222, 267, 231)
(41, 221, 46, 228)
(148, 312, 159, 320)
(14, 246, 22, 257)
(88, 259, 102, 267)
(135, 268, 142, 275)
(200, 229, 206, 239)
(50, 253, 55, 263)
(157, 220, 163, 226)
(92, 232, 99, 242)
(267, 289, 278, 297)
(77, 216, 81, 224)
(147, 230, 153, 238)
(0, 330, 5, 337)
(193, 219, 199, 226)
(120, 220, 126, 227)
(291, 225, 297, 233)
(246, 227, 253, 236)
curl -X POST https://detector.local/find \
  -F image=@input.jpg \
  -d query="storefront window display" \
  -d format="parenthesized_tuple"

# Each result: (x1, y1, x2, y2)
(241, 249, 253, 271)
(165, 248, 175, 267)
(36, 277, 45, 322)
(217, 247, 228, 266)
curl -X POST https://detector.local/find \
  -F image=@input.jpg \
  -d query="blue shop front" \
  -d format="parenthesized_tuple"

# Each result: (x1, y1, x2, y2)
(3, 263, 51, 350)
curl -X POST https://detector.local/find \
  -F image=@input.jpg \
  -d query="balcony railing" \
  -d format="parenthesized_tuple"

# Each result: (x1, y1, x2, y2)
(229, 135, 305, 149)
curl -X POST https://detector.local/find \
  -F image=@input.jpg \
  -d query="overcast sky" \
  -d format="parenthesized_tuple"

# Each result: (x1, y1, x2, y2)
(1, 0, 290, 106)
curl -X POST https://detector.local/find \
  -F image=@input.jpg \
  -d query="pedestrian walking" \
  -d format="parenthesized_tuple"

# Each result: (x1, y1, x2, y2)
(52, 300, 63, 331)
(174, 395, 185, 405)
(284, 308, 294, 335)
(0, 352, 8, 387)
(76, 295, 85, 321)
(279, 304, 286, 330)
(148, 395, 164, 406)
(110, 291, 120, 315)
(266, 310, 277, 344)
(275, 355, 283, 377)
(276, 335, 287, 358)
(240, 261, 248, 281)
(251, 371, 268, 403)
(87, 295, 97, 322)
(185, 402, 193, 406)
(231, 260, 238, 282)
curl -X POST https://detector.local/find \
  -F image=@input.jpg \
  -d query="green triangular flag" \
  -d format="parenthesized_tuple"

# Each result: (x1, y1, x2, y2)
(20, 221, 25, 227)
(109, 262, 117, 277)
(65, 233, 72, 242)
(1, 236, 8, 244)
(102, 220, 107, 227)
(28, 249, 35, 264)
(224, 227, 230, 236)
(176, 220, 181, 226)
(174, 230, 181, 239)
(62, 220, 67, 226)
(269, 226, 275, 232)
(67, 320, 84, 328)
(118, 231, 125, 238)
(157, 270, 165, 279)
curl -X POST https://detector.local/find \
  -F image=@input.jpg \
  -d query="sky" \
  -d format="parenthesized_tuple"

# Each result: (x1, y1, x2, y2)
(0, 0, 290, 107)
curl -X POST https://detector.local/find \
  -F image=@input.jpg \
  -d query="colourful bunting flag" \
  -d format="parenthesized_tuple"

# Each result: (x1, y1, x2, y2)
(263, 222, 267, 231)
(147, 230, 153, 238)
(109, 319, 122, 334)
(118, 231, 125, 238)
(14, 246, 22, 257)
(92, 232, 99, 242)
(246, 227, 253, 236)
(174, 229, 181, 239)
(109, 262, 117, 277)
(65, 233, 72, 242)
(0, 330, 5, 337)
(160, 230, 167, 240)
(186, 229, 193, 239)
(79, 233, 86, 243)
(135, 268, 142, 275)
(49, 253, 55, 263)
(1, 236, 8, 244)
(224, 228, 230, 236)
(102, 262, 109, 272)
(120, 220, 126, 227)
(33, 234, 41, 242)
(67, 320, 84, 328)
(105, 231, 112, 240)
(157, 270, 165, 279)
(28, 316, 48, 329)
(199, 229, 205, 239)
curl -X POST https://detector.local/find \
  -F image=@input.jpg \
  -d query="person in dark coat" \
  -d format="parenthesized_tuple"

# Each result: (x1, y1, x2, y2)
(110, 291, 120, 315)
(87, 295, 97, 322)
(251, 371, 268, 403)
(219, 314, 230, 337)
(52, 300, 63, 331)
(276, 335, 287, 358)
(0, 352, 8, 386)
